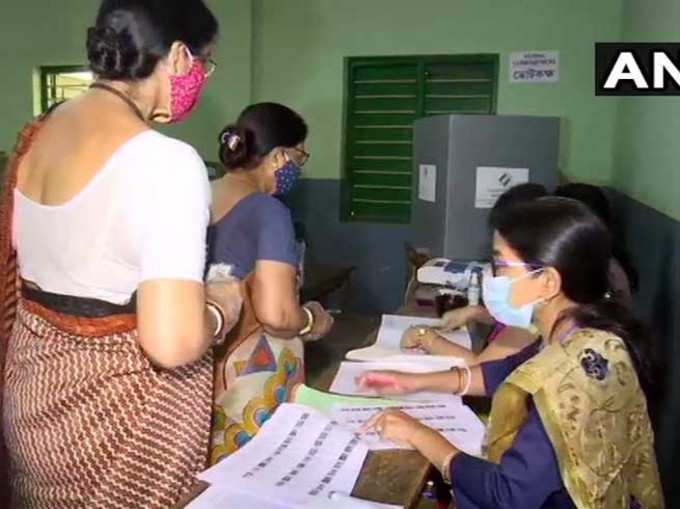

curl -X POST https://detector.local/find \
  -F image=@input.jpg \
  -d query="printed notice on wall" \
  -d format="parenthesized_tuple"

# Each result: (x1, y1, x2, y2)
(510, 51, 559, 83)
(475, 167, 529, 209)
(418, 164, 437, 202)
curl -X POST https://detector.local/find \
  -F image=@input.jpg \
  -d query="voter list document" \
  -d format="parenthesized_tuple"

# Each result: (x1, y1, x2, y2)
(190, 403, 369, 509)
(328, 400, 485, 456)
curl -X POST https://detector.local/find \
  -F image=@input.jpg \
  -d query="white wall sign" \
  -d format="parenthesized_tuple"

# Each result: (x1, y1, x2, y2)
(510, 51, 559, 83)
(418, 164, 437, 202)
(475, 166, 530, 208)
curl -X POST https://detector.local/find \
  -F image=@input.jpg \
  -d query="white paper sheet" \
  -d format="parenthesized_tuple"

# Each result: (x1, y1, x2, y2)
(346, 314, 471, 362)
(510, 50, 559, 83)
(474, 167, 530, 209)
(418, 164, 437, 202)
(329, 360, 461, 402)
(329, 401, 485, 456)
(195, 403, 368, 508)
(189, 487, 403, 509)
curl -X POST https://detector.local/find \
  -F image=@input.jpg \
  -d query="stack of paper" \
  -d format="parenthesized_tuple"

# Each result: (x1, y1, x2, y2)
(345, 314, 471, 362)
(190, 403, 385, 509)
(325, 314, 485, 457)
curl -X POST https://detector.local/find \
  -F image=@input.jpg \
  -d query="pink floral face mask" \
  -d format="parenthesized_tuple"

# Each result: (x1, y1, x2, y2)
(168, 49, 209, 123)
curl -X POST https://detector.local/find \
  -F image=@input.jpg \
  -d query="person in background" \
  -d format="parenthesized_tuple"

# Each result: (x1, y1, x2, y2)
(555, 182, 638, 309)
(0, 1, 243, 506)
(208, 103, 334, 463)
(401, 183, 548, 364)
(358, 198, 663, 509)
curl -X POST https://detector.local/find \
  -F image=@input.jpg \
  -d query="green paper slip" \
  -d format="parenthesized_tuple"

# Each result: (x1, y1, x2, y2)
(291, 384, 403, 414)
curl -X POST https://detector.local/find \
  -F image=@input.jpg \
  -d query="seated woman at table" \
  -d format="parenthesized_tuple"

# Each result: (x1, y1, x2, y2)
(359, 197, 663, 509)
(401, 183, 548, 365)
(208, 103, 334, 463)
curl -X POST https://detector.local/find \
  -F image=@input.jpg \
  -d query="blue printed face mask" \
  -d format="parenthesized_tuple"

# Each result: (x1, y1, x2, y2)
(274, 158, 302, 195)
(482, 269, 544, 329)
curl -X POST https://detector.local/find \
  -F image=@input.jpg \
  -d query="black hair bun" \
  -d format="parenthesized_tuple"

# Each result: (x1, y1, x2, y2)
(218, 125, 252, 169)
(86, 25, 140, 80)
(86, 0, 218, 82)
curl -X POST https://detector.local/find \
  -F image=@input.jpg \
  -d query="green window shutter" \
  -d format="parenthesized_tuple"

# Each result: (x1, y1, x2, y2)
(342, 55, 498, 224)
(424, 57, 498, 116)
(343, 60, 418, 223)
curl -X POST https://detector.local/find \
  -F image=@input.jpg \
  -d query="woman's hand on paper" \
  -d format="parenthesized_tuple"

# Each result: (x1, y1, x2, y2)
(355, 370, 423, 395)
(361, 408, 460, 479)
(360, 408, 429, 447)
(400, 326, 439, 352)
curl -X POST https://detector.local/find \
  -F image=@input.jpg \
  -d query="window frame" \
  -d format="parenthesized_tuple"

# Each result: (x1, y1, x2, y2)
(39, 64, 94, 113)
(340, 54, 499, 224)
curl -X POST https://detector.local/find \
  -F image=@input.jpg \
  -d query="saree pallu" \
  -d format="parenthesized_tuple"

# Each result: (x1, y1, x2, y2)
(210, 276, 304, 464)
(485, 328, 664, 509)
(3, 299, 213, 508)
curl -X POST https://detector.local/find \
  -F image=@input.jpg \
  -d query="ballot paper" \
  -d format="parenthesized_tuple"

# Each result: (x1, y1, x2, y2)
(346, 314, 471, 362)
(329, 360, 461, 402)
(194, 403, 368, 509)
(189, 488, 403, 509)
(329, 401, 485, 456)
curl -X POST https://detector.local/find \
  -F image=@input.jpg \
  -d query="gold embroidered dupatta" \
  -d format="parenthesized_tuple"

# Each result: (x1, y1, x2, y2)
(485, 329, 663, 509)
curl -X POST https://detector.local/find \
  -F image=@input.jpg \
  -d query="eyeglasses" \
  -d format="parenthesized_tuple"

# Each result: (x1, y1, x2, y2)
(491, 259, 544, 276)
(290, 147, 310, 167)
(187, 47, 217, 77)
(201, 57, 218, 77)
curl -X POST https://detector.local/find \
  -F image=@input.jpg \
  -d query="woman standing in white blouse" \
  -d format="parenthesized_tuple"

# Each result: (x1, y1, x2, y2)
(0, 1, 241, 507)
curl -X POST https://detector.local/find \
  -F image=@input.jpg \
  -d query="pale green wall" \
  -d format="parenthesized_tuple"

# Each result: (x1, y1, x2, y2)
(611, 0, 680, 220)
(252, 0, 623, 182)
(6, 0, 677, 220)
(0, 0, 252, 160)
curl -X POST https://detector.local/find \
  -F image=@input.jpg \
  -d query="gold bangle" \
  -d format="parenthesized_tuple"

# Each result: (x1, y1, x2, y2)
(299, 306, 314, 335)
(441, 450, 458, 484)
(451, 367, 462, 394)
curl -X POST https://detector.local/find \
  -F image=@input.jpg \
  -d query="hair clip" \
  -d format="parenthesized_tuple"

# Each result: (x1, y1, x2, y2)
(221, 130, 242, 151)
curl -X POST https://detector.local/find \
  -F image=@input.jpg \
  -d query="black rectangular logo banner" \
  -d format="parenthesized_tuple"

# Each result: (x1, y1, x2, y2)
(596, 43, 680, 96)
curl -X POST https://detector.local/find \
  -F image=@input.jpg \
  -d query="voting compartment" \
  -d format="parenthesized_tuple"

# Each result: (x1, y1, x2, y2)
(411, 114, 560, 261)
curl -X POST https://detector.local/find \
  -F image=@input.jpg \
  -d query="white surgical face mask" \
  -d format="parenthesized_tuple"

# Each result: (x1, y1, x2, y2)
(483, 269, 544, 329)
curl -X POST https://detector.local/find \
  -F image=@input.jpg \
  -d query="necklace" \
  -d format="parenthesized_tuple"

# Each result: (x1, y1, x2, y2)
(89, 83, 146, 123)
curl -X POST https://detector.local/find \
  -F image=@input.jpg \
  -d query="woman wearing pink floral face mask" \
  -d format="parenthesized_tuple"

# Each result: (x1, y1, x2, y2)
(0, 1, 243, 506)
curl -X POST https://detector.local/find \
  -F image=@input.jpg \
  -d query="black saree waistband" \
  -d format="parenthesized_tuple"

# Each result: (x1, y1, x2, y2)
(21, 285, 136, 318)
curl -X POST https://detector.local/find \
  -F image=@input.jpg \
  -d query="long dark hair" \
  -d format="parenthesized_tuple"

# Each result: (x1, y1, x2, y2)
(495, 197, 657, 404)
(554, 183, 639, 291)
(87, 0, 218, 81)
(488, 183, 548, 229)
(218, 103, 308, 170)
